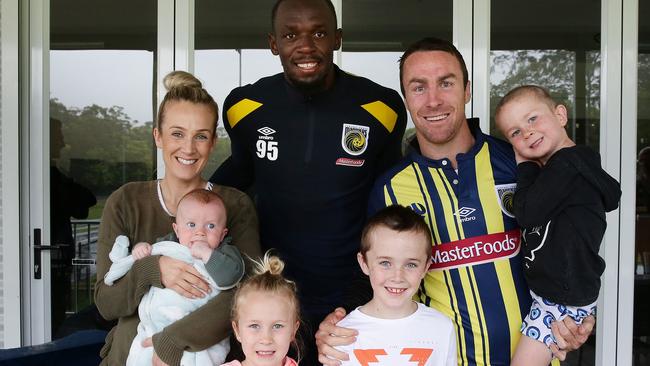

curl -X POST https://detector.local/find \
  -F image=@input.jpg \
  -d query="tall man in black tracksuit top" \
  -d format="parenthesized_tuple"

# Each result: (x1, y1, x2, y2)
(210, 0, 406, 359)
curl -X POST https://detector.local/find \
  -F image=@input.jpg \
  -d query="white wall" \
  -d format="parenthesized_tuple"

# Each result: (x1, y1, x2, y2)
(0, 0, 5, 347)
(1, 0, 22, 348)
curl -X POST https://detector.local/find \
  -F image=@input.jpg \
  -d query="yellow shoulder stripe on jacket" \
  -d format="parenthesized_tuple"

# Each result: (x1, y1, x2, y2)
(361, 101, 398, 133)
(226, 98, 263, 128)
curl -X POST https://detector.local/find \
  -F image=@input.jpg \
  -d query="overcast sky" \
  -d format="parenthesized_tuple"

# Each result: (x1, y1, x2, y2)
(50, 49, 409, 127)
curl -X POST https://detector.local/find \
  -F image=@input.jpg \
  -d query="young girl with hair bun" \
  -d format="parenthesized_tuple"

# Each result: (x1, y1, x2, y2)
(221, 252, 302, 366)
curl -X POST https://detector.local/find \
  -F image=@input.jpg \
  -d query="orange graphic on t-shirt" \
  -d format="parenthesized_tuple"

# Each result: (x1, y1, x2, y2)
(353, 348, 433, 365)
(353, 349, 388, 366)
(401, 348, 434, 366)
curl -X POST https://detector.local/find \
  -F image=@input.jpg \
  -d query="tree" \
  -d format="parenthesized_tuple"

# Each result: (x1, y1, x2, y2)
(50, 98, 155, 195)
(489, 49, 601, 149)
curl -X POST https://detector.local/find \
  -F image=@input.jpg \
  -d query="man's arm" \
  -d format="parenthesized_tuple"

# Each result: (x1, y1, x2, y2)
(210, 92, 255, 191)
(374, 91, 407, 175)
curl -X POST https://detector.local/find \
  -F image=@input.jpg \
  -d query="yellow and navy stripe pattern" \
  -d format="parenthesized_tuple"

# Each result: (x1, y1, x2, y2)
(369, 122, 533, 366)
(361, 101, 398, 133)
(226, 98, 263, 128)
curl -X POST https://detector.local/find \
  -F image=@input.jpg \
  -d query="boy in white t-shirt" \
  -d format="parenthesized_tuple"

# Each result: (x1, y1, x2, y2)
(329, 205, 457, 366)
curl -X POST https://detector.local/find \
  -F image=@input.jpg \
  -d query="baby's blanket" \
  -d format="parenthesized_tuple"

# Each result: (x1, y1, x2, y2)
(105, 235, 229, 366)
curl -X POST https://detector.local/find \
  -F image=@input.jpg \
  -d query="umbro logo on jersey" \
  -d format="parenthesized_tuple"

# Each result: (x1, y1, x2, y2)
(257, 127, 276, 136)
(455, 207, 476, 222)
(495, 183, 516, 218)
(256, 126, 278, 161)
(455, 207, 475, 217)
(341, 124, 369, 156)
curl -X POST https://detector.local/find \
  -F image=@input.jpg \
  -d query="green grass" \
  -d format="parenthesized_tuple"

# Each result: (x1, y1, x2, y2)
(87, 197, 106, 220)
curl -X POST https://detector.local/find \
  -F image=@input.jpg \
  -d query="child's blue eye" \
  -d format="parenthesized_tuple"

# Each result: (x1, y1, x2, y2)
(379, 261, 391, 268)
(272, 323, 284, 330)
(186, 222, 195, 228)
(528, 116, 537, 123)
(207, 223, 215, 229)
(405, 262, 418, 269)
(248, 323, 260, 329)
(511, 130, 520, 138)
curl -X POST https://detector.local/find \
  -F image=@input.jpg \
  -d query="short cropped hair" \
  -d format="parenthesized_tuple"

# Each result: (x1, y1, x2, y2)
(398, 37, 469, 95)
(271, 0, 337, 31)
(360, 205, 432, 259)
(495, 84, 559, 118)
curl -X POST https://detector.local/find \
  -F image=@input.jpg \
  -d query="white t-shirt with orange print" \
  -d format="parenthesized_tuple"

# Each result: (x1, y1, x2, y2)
(332, 303, 457, 366)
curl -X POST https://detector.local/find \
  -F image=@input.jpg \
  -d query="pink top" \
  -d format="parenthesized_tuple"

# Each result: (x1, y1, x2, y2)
(220, 357, 298, 366)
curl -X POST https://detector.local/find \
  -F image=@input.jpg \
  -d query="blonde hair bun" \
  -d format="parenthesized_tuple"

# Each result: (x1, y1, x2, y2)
(231, 250, 302, 360)
(163, 70, 202, 91)
(253, 252, 285, 276)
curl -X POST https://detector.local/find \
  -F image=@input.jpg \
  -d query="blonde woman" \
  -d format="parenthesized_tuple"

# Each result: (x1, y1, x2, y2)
(95, 71, 261, 366)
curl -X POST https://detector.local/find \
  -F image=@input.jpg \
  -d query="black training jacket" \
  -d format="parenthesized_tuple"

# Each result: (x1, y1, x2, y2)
(514, 146, 621, 306)
(211, 66, 406, 314)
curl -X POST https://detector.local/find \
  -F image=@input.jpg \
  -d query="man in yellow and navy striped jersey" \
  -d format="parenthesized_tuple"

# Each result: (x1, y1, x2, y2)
(317, 37, 594, 366)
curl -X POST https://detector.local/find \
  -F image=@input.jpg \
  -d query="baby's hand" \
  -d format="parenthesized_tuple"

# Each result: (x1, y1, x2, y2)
(132, 242, 152, 260)
(191, 242, 213, 263)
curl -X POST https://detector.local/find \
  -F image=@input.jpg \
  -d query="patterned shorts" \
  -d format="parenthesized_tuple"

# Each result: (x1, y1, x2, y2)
(520, 290, 597, 348)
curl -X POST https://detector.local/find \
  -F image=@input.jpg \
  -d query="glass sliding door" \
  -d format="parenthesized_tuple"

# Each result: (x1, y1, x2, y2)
(490, 1, 601, 365)
(341, 0, 453, 140)
(634, 1, 650, 364)
(45, 0, 157, 339)
(194, 0, 281, 179)
(490, 0, 601, 152)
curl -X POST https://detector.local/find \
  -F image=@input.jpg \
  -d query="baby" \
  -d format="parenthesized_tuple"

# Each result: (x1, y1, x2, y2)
(104, 189, 244, 366)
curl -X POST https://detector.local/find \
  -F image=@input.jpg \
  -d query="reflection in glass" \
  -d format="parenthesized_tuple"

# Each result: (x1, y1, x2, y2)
(49, 0, 157, 338)
(341, 51, 410, 129)
(342, 0, 452, 143)
(490, 1, 601, 365)
(195, 49, 282, 177)
(195, 1, 282, 179)
(342, 0, 452, 52)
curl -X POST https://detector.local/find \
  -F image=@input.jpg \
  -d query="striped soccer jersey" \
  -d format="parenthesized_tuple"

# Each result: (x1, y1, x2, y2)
(368, 119, 532, 366)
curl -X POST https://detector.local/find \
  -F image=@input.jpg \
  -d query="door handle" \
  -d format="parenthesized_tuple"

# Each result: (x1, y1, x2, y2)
(33, 228, 69, 279)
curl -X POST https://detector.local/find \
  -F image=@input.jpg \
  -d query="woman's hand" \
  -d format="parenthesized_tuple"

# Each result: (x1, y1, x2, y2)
(159, 256, 211, 298)
(142, 337, 170, 366)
